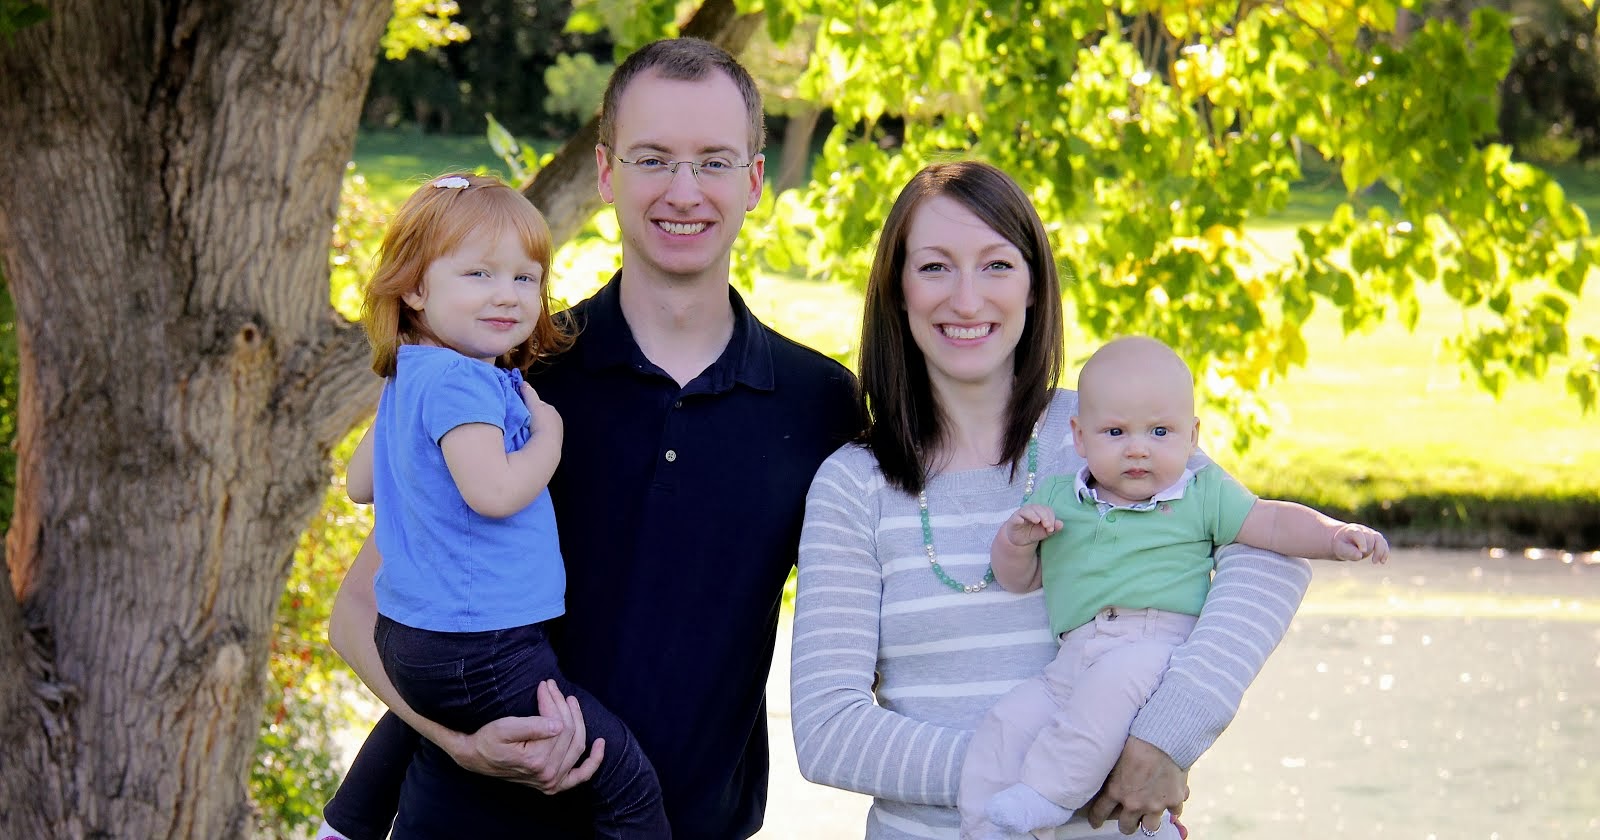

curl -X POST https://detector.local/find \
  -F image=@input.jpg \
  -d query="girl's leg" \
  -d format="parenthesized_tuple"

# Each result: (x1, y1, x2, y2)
(319, 711, 418, 840)
(380, 619, 669, 839)
(545, 676, 669, 839)
(482, 623, 666, 839)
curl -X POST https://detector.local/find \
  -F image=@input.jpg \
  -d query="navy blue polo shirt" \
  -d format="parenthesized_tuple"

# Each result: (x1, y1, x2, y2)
(526, 273, 860, 839)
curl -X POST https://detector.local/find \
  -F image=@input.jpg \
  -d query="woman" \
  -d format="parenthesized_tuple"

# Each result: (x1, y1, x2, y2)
(789, 161, 1313, 839)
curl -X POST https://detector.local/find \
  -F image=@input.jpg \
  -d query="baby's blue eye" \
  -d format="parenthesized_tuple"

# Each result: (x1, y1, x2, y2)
(1153, 427, 1168, 437)
(1107, 428, 1122, 437)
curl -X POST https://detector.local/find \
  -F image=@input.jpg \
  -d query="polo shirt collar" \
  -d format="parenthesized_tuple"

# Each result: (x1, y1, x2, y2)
(577, 271, 775, 392)
(1074, 464, 1197, 510)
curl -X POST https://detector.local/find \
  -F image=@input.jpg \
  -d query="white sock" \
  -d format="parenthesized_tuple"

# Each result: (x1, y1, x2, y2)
(985, 783, 1075, 833)
(314, 819, 355, 840)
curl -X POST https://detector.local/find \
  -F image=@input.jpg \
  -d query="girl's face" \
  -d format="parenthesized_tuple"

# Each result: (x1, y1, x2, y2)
(405, 226, 544, 362)
(899, 194, 1033, 393)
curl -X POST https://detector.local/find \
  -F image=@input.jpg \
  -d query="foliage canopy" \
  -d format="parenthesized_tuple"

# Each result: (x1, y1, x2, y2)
(716, 0, 1600, 443)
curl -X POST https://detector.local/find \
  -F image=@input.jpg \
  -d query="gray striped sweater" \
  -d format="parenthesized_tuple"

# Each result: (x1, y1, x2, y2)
(789, 389, 1314, 839)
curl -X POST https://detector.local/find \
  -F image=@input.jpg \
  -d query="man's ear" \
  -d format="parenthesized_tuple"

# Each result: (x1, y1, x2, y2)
(596, 144, 615, 205)
(744, 153, 766, 212)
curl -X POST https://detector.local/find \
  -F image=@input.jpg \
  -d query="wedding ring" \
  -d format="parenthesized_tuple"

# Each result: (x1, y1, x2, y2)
(1140, 824, 1161, 837)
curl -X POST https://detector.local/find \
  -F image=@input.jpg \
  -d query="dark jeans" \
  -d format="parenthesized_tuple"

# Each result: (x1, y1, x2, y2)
(323, 616, 669, 839)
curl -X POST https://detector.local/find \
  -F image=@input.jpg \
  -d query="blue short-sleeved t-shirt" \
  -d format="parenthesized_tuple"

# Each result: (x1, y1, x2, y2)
(371, 344, 564, 632)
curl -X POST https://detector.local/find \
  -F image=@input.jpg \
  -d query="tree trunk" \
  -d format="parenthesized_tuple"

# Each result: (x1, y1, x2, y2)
(774, 105, 822, 195)
(526, 0, 766, 247)
(0, 1, 385, 836)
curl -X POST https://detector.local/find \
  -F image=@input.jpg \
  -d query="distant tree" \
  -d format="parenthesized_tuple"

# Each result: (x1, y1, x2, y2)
(522, 1, 1596, 427)
(365, 0, 614, 137)
(1493, 0, 1600, 162)
(743, 0, 1600, 433)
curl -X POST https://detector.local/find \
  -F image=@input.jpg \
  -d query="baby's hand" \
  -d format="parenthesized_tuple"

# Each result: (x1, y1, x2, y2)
(1333, 523, 1389, 564)
(1002, 503, 1063, 549)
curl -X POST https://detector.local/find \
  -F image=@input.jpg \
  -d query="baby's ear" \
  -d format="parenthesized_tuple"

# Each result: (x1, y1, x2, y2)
(1189, 417, 1200, 447)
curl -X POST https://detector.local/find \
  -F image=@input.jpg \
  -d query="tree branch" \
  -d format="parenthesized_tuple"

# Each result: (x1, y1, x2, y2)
(277, 314, 381, 449)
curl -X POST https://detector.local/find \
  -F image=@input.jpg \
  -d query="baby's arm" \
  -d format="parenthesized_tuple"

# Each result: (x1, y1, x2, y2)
(439, 383, 563, 519)
(346, 425, 375, 505)
(1235, 499, 1389, 563)
(989, 503, 1060, 593)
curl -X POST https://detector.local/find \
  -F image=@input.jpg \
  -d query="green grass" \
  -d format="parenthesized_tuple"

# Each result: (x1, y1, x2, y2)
(350, 131, 1600, 548)
(352, 130, 524, 206)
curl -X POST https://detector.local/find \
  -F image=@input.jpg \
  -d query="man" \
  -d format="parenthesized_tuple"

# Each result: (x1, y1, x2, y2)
(319, 38, 861, 839)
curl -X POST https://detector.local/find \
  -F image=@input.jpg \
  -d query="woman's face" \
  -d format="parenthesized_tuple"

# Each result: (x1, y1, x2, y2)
(899, 194, 1033, 393)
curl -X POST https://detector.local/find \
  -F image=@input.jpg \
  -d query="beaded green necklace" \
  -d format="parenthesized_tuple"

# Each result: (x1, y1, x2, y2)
(917, 423, 1040, 594)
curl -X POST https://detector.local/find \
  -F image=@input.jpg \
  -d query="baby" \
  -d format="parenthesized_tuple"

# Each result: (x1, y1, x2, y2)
(961, 335, 1387, 839)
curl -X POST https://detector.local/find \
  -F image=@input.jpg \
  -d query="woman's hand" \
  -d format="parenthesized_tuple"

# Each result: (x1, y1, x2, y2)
(1084, 736, 1188, 835)
(447, 679, 604, 793)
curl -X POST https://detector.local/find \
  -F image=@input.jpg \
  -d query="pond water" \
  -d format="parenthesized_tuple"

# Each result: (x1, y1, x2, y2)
(758, 548, 1600, 839)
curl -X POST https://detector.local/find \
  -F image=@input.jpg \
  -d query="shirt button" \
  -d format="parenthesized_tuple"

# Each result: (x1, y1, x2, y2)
(665, 449, 677, 462)
(674, 400, 684, 409)
(1106, 513, 1118, 522)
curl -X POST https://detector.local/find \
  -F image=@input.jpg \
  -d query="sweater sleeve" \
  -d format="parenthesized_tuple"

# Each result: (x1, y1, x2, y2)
(788, 450, 971, 806)
(1128, 542, 1313, 768)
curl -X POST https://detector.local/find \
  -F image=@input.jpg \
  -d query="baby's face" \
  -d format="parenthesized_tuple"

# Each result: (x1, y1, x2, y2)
(1071, 388, 1197, 506)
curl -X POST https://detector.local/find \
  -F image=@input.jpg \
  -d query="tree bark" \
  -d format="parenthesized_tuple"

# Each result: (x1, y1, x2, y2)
(525, 0, 766, 247)
(774, 105, 822, 195)
(0, 1, 386, 835)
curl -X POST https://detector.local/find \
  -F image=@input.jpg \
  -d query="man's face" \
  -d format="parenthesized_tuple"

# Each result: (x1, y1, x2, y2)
(597, 69, 765, 286)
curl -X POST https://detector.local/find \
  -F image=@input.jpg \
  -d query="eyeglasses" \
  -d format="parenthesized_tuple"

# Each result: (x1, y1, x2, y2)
(609, 149, 755, 183)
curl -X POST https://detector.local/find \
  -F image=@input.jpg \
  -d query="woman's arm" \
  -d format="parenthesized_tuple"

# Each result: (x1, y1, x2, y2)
(1087, 543, 1311, 832)
(1129, 543, 1313, 768)
(330, 535, 600, 791)
(789, 453, 972, 806)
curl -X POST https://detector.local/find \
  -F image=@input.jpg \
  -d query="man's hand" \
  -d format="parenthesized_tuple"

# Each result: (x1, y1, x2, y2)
(445, 679, 604, 794)
(1085, 736, 1188, 835)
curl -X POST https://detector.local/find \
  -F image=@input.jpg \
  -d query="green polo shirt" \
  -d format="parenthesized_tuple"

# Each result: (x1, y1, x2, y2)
(1036, 464, 1258, 635)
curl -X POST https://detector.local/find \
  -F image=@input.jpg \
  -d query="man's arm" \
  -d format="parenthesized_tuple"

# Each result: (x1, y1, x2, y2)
(346, 425, 375, 505)
(330, 535, 601, 791)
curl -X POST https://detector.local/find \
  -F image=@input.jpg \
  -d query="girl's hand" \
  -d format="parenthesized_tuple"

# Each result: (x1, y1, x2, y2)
(1333, 523, 1389, 564)
(522, 383, 564, 441)
(1002, 503, 1062, 549)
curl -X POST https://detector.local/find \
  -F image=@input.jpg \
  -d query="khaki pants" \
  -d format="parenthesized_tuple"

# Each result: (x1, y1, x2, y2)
(959, 607, 1197, 839)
